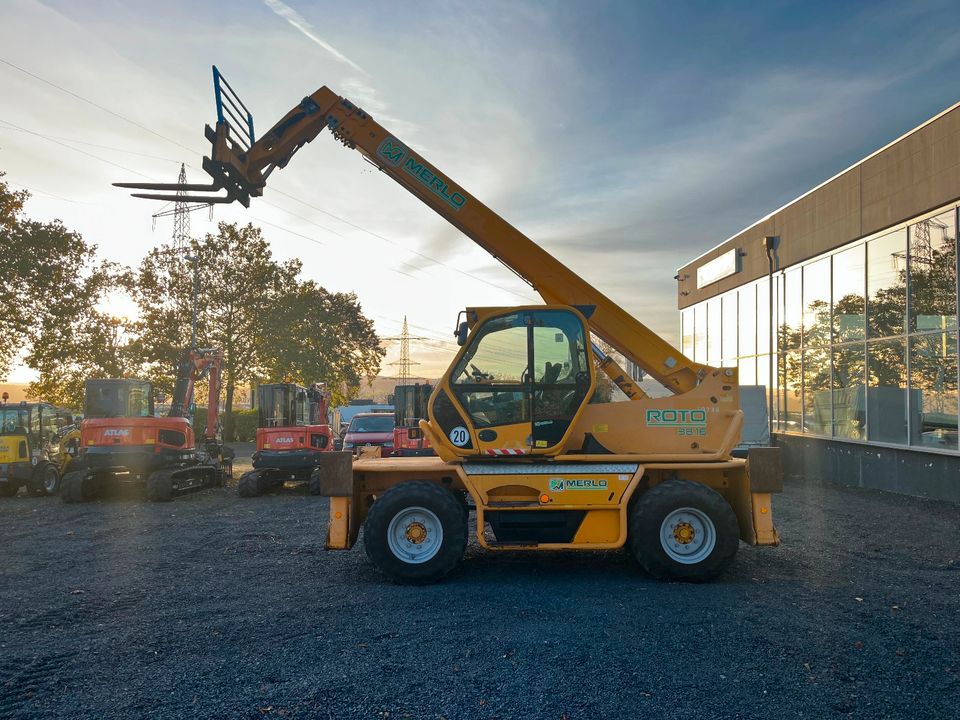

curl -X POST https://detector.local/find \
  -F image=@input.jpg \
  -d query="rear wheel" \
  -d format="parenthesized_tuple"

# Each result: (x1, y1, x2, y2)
(61, 471, 92, 503)
(237, 471, 263, 498)
(364, 481, 468, 584)
(628, 479, 739, 582)
(146, 471, 173, 502)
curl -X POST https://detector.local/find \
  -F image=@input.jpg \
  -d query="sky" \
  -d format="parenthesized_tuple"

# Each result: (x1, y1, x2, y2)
(2, 0, 959, 384)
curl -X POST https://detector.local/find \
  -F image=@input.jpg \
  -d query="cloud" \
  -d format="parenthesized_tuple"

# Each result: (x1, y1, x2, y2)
(262, 0, 367, 75)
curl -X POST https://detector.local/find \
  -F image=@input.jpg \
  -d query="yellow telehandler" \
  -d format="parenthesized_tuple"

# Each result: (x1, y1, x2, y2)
(117, 67, 781, 583)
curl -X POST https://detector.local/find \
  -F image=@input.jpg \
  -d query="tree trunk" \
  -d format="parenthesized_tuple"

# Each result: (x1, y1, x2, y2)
(225, 378, 235, 443)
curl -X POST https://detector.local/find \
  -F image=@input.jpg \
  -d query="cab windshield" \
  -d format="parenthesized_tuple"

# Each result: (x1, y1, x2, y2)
(348, 415, 394, 433)
(0, 408, 29, 434)
(84, 380, 154, 418)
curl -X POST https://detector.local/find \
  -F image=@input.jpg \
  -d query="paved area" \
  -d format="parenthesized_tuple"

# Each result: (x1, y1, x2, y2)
(0, 444, 957, 719)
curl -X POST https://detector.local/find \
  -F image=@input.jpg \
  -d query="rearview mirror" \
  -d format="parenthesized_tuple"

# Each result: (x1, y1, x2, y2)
(456, 321, 469, 346)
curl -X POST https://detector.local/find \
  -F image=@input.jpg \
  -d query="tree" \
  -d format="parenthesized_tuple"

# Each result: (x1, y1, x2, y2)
(129, 222, 302, 440)
(0, 172, 108, 384)
(261, 280, 385, 405)
(26, 311, 140, 408)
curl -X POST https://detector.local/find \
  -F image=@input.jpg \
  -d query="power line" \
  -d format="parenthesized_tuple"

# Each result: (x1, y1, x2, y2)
(0, 118, 153, 180)
(2, 58, 540, 303)
(0, 57, 202, 155)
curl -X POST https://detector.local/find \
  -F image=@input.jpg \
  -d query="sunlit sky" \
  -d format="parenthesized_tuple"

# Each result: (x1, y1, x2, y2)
(2, 0, 958, 384)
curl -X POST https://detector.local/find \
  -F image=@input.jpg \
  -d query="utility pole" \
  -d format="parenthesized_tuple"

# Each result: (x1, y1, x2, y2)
(185, 255, 199, 348)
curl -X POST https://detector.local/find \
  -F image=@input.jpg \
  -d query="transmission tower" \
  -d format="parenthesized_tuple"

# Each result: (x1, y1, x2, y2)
(172, 163, 190, 255)
(386, 316, 425, 385)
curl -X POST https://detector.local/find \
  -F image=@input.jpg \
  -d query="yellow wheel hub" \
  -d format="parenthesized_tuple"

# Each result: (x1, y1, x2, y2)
(405, 522, 428, 544)
(673, 521, 696, 545)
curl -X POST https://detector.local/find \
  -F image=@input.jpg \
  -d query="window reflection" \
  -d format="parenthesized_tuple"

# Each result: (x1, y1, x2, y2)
(738, 356, 756, 386)
(681, 309, 694, 357)
(783, 351, 802, 433)
(802, 347, 831, 434)
(739, 284, 756, 356)
(867, 339, 907, 444)
(722, 294, 738, 361)
(833, 244, 865, 343)
(706, 298, 721, 365)
(803, 258, 831, 348)
(782, 268, 802, 350)
(757, 279, 770, 355)
(910, 210, 957, 333)
(867, 229, 906, 338)
(693, 304, 705, 363)
(910, 332, 958, 450)
(832, 345, 865, 439)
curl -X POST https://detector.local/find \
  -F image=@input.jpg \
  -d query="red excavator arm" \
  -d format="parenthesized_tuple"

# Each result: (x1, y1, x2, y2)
(168, 347, 224, 442)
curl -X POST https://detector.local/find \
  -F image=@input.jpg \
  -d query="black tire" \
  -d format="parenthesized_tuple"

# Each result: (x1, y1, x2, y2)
(364, 481, 468, 585)
(60, 471, 91, 503)
(628, 479, 739, 582)
(237, 471, 262, 498)
(0, 481, 20, 498)
(308, 469, 323, 495)
(146, 472, 173, 502)
(29, 463, 60, 496)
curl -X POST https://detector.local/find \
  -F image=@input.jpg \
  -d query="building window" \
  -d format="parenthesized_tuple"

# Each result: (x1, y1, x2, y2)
(833, 244, 865, 343)
(681, 308, 694, 358)
(685, 203, 959, 454)
(909, 332, 958, 450)
(757, 278, 771, 355)
(867, 338, 907, 444)
(781, 268, 802, 351)
(721, 293, 738, 362)
(803, 257, 831, 348)
(706, 298, 721, 365)
(832, 344, 865, 440)
(867, 229, 906, 338)
(909, 210, 957, 334)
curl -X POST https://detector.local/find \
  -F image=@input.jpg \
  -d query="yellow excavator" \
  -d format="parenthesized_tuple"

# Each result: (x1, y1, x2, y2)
(117, 67, 781, 583)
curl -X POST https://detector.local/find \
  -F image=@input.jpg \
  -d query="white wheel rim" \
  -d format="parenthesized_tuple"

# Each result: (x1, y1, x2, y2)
(659, 506, 716, 565)
(44, 468, 58, 493)
(386, 506, 443, 564)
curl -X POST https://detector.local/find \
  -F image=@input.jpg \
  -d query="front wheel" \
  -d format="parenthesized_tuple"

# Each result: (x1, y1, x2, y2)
(29, 464, 60, 496)
(363, 481, 468, 584)
(628, 479, 740, 582)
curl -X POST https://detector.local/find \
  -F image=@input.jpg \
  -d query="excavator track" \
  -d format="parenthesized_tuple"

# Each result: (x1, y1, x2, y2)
(238, 468, 286, 497)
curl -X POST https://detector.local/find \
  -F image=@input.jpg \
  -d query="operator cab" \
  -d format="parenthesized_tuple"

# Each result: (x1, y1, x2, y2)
(84, 379, 155, 419)
(257, 383, 325, 428)
(430, 307, 595, 457)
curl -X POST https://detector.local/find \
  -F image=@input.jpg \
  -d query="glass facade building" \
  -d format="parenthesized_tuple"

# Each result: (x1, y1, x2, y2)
(681, 203, 959, 452)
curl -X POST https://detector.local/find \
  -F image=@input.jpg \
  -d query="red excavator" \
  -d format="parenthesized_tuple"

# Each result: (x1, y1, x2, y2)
(238, 382, 333, 496)
(61, 347, 233, 502)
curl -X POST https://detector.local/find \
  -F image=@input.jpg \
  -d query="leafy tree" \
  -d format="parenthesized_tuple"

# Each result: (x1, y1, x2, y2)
(129, 222, 302, 440)
(26, 311, 140, 409)
(0, 173, 108, 385)
(261, 280, 385, 405)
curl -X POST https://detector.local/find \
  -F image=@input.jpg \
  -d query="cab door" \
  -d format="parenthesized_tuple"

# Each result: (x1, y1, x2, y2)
(442, 308, 594, 456)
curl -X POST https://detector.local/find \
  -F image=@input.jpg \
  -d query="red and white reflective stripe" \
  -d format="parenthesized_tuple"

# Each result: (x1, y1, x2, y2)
(484, 448, 528, 456)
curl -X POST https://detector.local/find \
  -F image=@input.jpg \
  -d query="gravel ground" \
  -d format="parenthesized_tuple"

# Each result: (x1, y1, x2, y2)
(1, 443, 958, 719)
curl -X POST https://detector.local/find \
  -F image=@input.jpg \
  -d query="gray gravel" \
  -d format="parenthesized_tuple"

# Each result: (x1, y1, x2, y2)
(1, 443, 958, 719)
